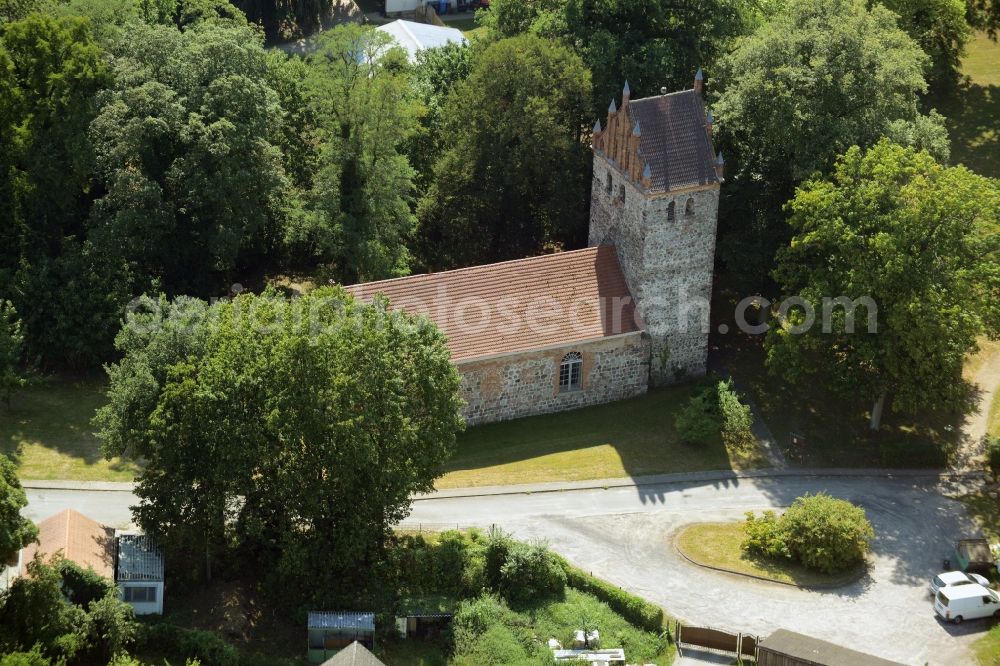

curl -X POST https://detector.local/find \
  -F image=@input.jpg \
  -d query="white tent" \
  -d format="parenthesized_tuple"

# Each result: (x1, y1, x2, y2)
(375, 20, 467, 61)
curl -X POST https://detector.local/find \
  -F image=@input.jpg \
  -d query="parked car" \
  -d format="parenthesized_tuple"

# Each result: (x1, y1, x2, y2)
(930, 570, 991, 596)
(934, 584, 1000, 623)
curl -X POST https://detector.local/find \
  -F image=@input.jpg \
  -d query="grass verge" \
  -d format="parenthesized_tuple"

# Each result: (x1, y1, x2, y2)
(0, 377, 138, 481)
(437, 385, 770, 489)
(675, 522, 866, 588)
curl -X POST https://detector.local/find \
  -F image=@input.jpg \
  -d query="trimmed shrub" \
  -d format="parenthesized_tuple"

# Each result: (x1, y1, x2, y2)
(674, 390, 720, 444)
(781, 493, 874, 574)
(558, 560, 664, 633)
(58, 559, 117, 609)
(741, 510, 788, 560)
(717, 380, 754, 451)
(498, 541, 566, 605)
(0, 647, 50, 666)
(987, 436, 1000, 480)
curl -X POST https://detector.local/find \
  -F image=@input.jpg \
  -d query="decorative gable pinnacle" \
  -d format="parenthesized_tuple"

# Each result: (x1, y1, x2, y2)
(632, 120, 641, 137)
(608, 99, 617, 113)
(593, 119, 602, 134)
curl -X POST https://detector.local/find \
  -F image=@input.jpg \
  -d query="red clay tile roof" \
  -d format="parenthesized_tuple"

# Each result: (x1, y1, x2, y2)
(629, 89, 718, 192)
(343, 246, 642, 362)
(20, 509, 115, 578)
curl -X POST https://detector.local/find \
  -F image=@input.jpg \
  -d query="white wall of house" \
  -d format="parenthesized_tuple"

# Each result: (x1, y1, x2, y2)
(0, 552, 19, 593)
(119, 581, 164, 615)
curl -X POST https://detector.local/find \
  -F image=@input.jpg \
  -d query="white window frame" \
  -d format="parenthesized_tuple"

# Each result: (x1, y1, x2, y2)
(559, 352, 583, 392)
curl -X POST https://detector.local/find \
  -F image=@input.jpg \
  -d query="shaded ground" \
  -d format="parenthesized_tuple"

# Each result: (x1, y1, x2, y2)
(437, 386, 770, 489)
(930, 32, 1000, 179)
(0, 377, 138, 481)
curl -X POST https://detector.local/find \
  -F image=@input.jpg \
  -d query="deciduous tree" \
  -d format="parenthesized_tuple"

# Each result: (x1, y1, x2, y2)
(416, 35, 592, 269)
(0, 453, 36, 565)
(766, 141, 1000, 430)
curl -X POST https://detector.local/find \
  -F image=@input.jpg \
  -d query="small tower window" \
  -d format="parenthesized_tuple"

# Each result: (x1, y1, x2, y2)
(559, 352, 583, 392)
(685, 198, 695, 215)
(618, 184, 626, 202)
(667, 201, 675, 221)
(605, 172, 613, 194)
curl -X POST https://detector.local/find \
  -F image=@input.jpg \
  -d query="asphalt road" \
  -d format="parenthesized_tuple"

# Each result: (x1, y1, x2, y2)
(25, 474, 990, 665)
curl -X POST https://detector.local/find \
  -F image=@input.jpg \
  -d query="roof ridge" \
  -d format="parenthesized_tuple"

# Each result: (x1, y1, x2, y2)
(345, 246, 606, 290)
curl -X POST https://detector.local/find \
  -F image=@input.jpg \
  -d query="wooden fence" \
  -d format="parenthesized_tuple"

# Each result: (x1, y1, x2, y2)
(674, 621, 758, 660)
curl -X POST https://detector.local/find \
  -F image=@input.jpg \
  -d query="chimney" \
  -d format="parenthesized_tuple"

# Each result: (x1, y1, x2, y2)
(694, 68, 704, 95)
(705, 109, 714, 140)
(714, 151, 725, 180)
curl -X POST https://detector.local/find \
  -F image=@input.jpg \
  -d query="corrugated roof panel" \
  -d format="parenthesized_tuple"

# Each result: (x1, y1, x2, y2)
(116, 534, 164, 582)
(308, 611, 376, 631)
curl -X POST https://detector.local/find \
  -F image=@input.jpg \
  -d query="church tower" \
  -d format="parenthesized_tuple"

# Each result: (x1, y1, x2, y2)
(588, 72, 723, 385)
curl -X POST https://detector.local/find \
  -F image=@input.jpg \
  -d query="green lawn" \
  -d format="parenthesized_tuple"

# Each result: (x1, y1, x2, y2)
(931, 32, 1000, 178)
(675, 522, 866, 588)
(436, 385, 771, 489)
(0, 377, 139, 481)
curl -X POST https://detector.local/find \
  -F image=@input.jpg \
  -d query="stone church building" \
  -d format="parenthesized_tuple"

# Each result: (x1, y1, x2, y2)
(346, 73, 722, 425)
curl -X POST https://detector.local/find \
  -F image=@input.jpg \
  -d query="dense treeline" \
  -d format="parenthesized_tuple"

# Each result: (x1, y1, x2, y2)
(0, 0, 996, 417)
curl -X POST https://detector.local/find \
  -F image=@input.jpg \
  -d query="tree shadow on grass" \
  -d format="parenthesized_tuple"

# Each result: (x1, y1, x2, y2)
(932, 79, 1000, 178)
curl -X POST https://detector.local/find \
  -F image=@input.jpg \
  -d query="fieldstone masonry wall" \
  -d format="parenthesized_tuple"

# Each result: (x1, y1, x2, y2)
(458, 333, 650, 425)
(589, 156, 720, 384)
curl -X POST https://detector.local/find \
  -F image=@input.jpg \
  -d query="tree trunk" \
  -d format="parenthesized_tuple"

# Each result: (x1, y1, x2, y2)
(205, 536, 213, 582)
(869, 392, 887, 431)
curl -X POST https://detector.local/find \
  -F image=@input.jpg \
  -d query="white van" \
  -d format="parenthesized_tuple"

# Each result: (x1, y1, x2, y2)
(934, 583, 1000, 623)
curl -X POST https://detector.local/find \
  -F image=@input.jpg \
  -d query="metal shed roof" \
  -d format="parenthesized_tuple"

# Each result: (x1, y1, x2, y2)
(308, 611, 375, 631)
(116, 534, 164, 582)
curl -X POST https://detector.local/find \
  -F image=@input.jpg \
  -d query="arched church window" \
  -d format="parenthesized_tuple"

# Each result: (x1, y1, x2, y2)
(559, 352, 583, 392)
(606, 172, 613, 195)
(685, 198, 695, 215)
(667, 201, 675, 221)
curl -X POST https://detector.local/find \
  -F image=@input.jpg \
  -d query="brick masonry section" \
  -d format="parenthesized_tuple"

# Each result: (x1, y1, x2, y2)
(458, 333, 650, 425)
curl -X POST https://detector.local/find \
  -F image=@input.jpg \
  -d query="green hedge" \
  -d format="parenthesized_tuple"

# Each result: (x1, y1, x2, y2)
(140, 623, 239, 666)
(556, 558, 664, 633)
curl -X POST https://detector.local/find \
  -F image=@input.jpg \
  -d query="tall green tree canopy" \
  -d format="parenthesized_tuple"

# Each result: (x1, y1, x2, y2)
(95, 288, 464, 602)
(416, 34, 592, 269)
(880, 0, 970, 89)
(88, 21, 289, 295)
(290, 25, 420, 283)
(0, 302, 25, 407)
(766, 141, 1000, 429)
(480, 0, 755, 115)
(712, 0, 950, 287)
(0, 453, 36, 565)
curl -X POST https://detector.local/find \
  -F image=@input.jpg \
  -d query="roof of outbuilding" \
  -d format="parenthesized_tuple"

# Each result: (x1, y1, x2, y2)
(759, 629, 907, 666)
(320, 642, 385, 666)
(20, 509, 114, 579)
(343, 246, 642, 363)
(308, 612, 376, 631)
(628, 89, 718, 192)
(116, 534, 164, 582)
(376, 20, 467, 61)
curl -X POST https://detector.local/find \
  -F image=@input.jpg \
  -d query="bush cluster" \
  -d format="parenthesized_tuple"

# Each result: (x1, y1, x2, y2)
(139, 624, 238, 666)
(674, 377, 755, 450)
(742, 493, 874, 574)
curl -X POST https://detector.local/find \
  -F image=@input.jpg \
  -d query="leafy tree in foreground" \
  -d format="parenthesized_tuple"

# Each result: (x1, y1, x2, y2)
(766, 141, 1000, 430)
(712, 0, 949, 288)
(96, 288, 464, 602)
(0, 453, 36, 564)
(416, 34, 592, 269)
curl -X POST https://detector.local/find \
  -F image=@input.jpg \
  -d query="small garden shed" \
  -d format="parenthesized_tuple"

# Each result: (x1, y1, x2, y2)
(757, 629, 906, 666)
(115, 534, 165, 615)
(308, 612, 375, 664)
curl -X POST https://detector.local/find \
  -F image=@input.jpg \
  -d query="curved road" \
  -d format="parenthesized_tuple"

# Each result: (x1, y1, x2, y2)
(24, 473, 989, 665)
